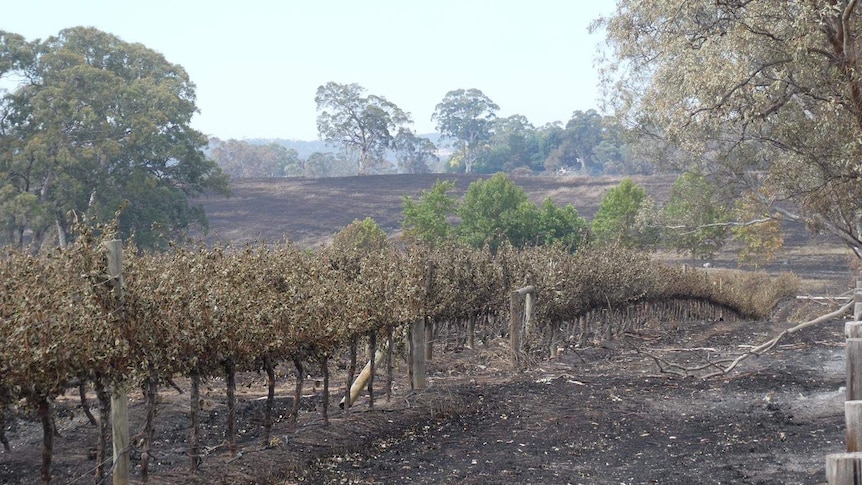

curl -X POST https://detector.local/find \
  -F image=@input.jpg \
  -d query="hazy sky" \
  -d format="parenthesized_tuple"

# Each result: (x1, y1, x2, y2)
(4, 0, 617, 141)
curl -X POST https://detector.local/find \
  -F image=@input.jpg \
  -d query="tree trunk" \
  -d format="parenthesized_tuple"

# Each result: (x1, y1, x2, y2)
(319, 353, 330, 426)
(424, 319, 434, 361)
(189, 370, 201, 472)
(263, 355, 276, 443)
(39, 397, 53, 485)
(225, 360, 237, 456)
(78, 382, 97, 426)
(0, 406, 10, 452)
(291, 357, 304, 427)
(95, 381, 111, 484)
(345, 337, 357, 415)
(386, 327, 394, 402)
(367, 332, 376, 409)
(141, 368, 159, 483)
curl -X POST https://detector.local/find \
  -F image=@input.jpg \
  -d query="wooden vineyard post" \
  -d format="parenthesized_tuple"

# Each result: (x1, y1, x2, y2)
(510, 290, 521, 369)
(106, 240, 129, 485)
(829, 274, 862, 484)
(855, 275, 862, 322)
(339, 348, 386, 408)
(410, 317, 426, 389)
(424, 319, 434, 362)
(826, 453, 862, 484)
(524, 291, 534, 335)
(847, 401, 862, 453)
(510, 286, 535, 370)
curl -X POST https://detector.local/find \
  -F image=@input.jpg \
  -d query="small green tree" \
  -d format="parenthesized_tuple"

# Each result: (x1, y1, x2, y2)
(457, 173, 537, 250)
(663, 172, 730, 261)
(591, 178, 648, 246)
(401, 180, 458, 245)
(535, 198, 589, 251)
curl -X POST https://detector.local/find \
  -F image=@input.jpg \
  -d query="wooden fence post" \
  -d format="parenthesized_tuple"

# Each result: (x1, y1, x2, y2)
(105, 240, 129, 485)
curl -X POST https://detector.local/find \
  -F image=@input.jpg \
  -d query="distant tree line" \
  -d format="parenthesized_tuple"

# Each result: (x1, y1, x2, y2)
(209, 83, 650, 178)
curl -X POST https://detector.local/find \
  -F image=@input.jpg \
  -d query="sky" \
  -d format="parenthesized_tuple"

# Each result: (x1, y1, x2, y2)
(4, 0, 618, 141)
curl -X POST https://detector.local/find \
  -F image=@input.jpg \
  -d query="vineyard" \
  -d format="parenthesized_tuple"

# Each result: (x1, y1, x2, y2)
(0, 221, 802, 484)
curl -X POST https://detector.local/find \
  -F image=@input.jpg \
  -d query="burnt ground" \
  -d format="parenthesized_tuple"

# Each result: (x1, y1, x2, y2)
(0, 302, 853, 485)
(1, 174, 858, 484)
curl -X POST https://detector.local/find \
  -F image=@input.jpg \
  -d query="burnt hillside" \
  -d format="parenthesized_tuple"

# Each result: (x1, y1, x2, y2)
(192, 173, 677, 248)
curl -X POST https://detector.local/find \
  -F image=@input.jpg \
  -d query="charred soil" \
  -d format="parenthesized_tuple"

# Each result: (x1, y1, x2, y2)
(0, 304, 851, 485)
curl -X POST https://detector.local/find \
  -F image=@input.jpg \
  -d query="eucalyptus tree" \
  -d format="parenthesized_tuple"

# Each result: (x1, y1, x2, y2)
(393, 128, 438, 174)
(0, 27, 228, 250)
(432, 88, 499, 173)
(598, 1, 862, 257)
(315, 82, 411, 175)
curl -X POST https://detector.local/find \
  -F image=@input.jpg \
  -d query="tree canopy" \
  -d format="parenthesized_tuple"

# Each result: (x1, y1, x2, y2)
(315, 82, 411, 175)
(591, 178, 648, 246)
(401, 179, 458, 245)
(597, 1, 862, 257)
(0, 27, 228, 250)
(401, 174, 588, 252)
(433, 88, 499, 174)
(663, 172, 730, 261)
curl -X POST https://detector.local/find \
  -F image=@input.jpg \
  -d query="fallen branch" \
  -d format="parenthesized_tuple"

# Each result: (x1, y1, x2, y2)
(701, 300, 852, 378)
(630, 300, 852, 379)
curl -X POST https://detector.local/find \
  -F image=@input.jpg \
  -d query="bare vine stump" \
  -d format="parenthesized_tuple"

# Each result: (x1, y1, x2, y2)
(826, 452, 862, 484)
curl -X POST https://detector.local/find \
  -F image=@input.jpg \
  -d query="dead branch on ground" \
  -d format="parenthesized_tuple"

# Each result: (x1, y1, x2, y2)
(630, 300, 852, 379)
